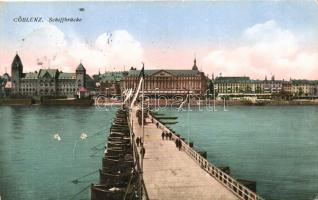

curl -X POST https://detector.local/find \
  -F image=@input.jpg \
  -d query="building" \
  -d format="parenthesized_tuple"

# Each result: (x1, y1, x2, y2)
(214, 76, 251, 94)
(0, 73, 11, 97)
(214, 76, 288, 100)
(214, 76, 286, 94)
(261, 76, 283, 94)
(121, 59, 208, 96)
(291, 80, 318, 97)
(94, 71, 127, 97)
(282, 80, 292, 94)
(214, 75, 318, 99)
(10, 53, 90, 97)
(0, 76, 5, 97)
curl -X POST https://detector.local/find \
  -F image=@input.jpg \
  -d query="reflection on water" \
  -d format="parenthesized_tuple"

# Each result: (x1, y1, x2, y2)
(0, 106, 115, 200)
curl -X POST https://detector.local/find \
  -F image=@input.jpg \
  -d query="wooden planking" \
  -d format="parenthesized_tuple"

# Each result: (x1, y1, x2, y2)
(131, 107, 239, 200)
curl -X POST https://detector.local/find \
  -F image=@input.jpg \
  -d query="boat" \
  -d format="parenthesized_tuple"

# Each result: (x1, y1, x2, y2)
(155, 116, 178, 120)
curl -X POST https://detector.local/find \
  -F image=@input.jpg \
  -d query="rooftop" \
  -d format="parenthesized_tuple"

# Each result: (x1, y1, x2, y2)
(99, 72, 125, 83)
(76, 63, 86, 71)
(127, 69, 201, 77)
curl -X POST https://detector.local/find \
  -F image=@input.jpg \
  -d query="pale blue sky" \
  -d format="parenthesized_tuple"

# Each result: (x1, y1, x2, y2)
(1, 1, 318, 48)
(1, 1, 318, 79)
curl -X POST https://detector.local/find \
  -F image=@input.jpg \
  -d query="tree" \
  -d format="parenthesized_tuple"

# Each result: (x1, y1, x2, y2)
(298, 88, 304, 97)
(208, 80, 214, 95)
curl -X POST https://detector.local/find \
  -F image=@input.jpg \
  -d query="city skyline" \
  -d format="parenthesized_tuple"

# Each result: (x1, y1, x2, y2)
(1, 1, 318, 79)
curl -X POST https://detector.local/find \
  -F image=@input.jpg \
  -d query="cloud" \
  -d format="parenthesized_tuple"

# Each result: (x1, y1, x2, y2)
(95, 30, 144, 68)
(203, 20, 318, 79)
(0, 23, 144, 75)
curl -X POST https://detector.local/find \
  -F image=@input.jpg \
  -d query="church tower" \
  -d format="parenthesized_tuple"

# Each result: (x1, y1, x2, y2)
(192, 58, 198, 71)
(11, 53, 23, 95)
(76, 62, 86, 89)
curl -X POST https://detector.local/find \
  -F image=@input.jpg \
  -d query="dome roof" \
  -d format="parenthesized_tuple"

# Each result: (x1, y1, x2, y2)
(192, 58, 198, 71)
(2, 73, 10, 80)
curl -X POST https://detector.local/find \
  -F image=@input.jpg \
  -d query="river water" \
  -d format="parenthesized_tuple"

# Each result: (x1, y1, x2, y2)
(0, 105, 317, 200)
(164, 105, 318, 200)
(0, 106, 116, 200)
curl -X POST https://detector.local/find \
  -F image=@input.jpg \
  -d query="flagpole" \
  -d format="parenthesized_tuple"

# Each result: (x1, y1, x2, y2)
(187, 90, 190, 144)
(140, 63, 145, 200)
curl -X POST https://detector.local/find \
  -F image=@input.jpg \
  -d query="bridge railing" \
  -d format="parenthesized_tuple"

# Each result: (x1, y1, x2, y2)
(127, 109, 150, 200)
(152, 115, 265, 200)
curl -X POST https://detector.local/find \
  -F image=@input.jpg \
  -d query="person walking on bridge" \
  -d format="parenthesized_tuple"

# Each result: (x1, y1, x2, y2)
(140, 146, 146, 159)
(136, 137, 140, 147)
(178, 139, 182, 151)
(169, 132, 172, 140)
(161, 131, 165, 140)
(165, 132, 169, 140)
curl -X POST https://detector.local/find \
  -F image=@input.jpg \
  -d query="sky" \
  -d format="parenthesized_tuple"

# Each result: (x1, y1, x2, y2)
(0, 1, 318, 79)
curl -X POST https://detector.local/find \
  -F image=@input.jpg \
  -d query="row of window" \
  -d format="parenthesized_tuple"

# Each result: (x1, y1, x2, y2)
(22, 84, 78, 87)
(21, 88, 77, 92)
(127, 77, 201, 81)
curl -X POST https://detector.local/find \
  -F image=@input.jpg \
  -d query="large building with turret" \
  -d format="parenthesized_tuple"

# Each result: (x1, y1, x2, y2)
(121, 59, 208, 96)
(10, 54, 90, 97)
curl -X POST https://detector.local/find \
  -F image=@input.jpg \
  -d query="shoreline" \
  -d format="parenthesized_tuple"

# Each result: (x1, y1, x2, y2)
(1, 98, 318, 106)
(143, 99, 318, 107)
(0, 98, 93, 106)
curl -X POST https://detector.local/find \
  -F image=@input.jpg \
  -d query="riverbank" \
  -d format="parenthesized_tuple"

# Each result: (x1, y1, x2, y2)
(143, 99, 318, 107)
(0, 98, 33, 106)
(0, 98, 93, 106)
(2, 98, 318, 106)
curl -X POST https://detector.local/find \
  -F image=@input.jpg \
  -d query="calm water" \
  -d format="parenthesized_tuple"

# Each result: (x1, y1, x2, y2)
(0, 106, 317, 200)
(164, 105, 318, 200)
(0, 106, 116, 200)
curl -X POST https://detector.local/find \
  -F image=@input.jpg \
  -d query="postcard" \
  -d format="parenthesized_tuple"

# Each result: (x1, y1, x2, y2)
(0, 1, 317, 200)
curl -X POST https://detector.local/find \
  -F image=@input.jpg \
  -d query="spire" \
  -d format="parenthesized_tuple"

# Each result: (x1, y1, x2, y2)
(192, 58, 198, 70)
(11, 53, 23, 70)
(76, 62, 86, 71)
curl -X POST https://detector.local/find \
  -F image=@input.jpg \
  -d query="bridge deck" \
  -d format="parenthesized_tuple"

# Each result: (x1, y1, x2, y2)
(131, 107, 239, 200)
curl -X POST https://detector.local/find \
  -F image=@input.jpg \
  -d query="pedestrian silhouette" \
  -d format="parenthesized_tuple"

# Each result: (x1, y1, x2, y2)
(178, 140, 182, 151)
(136, 137, 140, 147)
(140, 146, 146, 158)
(165, 132, 169, 140)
